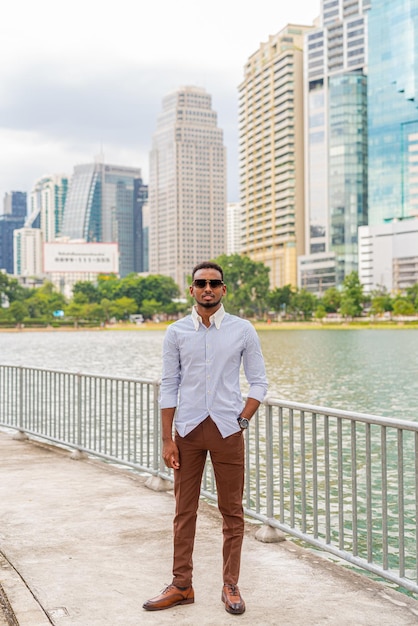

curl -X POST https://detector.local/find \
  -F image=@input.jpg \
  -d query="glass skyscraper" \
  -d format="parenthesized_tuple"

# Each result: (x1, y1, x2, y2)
(62, 162, 144, 277)
(0, 192, 27, 274)
(29, 174, 68, 242)
(299, 0, 370, 293)
(368, 0, 418, 224)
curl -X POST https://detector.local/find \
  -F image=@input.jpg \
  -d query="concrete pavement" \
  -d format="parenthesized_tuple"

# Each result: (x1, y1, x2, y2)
(1, 430, 418, 626)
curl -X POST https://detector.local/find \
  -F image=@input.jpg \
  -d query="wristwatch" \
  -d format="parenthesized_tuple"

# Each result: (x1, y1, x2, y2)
(237, 416, 250, 430)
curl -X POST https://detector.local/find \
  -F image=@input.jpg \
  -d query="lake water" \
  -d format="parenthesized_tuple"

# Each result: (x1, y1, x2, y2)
(0, 327, 417, 421)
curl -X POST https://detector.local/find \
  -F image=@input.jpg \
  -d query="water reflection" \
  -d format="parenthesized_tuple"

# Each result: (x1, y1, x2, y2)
(259, 329, 418, 420)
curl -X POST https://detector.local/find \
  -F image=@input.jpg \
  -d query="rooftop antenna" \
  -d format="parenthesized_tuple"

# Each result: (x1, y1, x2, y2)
(95, 143, 105, 164)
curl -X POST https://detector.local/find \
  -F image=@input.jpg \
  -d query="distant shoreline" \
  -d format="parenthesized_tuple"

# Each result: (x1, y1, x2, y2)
(1, 320, 418, 333)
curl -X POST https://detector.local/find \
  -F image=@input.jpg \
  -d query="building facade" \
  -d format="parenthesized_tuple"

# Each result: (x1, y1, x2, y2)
(133, 179, 149, 273)
(299, 0, 370, 295)
(29, 175, 68, 242)
(0, 192, 27, 274)
(13, 227, 43, 277)
(359, 218, 418, 293)
(239, 24, 312, 289)
(226, 202, 243, 255)
(148, 86, 226, 292)
(368, 0, 418, 225)
(141, 202, 149, 273)
(61, 162, 144, 277)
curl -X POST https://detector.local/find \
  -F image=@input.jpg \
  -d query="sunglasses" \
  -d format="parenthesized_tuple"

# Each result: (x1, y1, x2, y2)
(192, 279, 224, 289)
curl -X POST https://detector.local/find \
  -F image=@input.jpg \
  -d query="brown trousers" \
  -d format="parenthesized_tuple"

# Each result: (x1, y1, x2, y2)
(172, 416, 245, 587)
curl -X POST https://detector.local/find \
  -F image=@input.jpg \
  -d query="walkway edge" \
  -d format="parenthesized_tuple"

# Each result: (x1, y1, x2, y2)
(0, 552, 51, 626)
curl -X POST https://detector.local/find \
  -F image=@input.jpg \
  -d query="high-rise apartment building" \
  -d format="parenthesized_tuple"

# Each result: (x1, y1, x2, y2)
(3, 191, 27, 218)
(141, 202, 149, 273)
(29, 175, 68, 242)
(359, 220, 418, 293)
(226, 202, 243, 255)
(239, 24, 312, 289)
(61, 162, 145, 277)
(148, 86, 226, 292)
(133, 179, 149, 273)
(13, 227, 43, 277)
(368, 0, 418, 224)
(0, 192, 27, 274)
(299, 0, 370, 294)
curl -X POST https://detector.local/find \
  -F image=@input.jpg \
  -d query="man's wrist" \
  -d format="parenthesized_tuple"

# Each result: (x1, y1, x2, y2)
(237, 416, 250, 429)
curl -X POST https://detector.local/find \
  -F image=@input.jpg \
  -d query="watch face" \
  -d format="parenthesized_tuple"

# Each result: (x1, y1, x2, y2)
(239, 418, 249, 429)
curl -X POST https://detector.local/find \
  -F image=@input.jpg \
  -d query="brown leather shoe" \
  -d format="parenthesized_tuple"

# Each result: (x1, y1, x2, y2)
(142, 584, 194, 611)
(222, 583, 246, 615)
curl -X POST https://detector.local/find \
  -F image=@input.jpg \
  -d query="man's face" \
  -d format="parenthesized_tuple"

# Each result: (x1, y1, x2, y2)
(190, 268, 226, 310)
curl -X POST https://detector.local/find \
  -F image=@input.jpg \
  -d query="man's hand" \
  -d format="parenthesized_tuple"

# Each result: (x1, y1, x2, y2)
(162, 439, 180, 470)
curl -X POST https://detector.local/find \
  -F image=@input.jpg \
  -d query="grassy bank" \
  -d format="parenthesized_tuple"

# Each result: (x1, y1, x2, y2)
(1, 319, 418, 332)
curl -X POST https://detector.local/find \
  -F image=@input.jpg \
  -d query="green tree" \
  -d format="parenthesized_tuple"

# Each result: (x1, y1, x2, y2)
(73, 281, 101, 303)
(315, 305, 327, 321)
(83, 303, 107, 323)
(134, 274, 180, 307)
(213, 254, 270, 317)
(405, 283, 418, 311)
(109, 297, 137, 321)
(267, 285, 293, 315)
(64, 302, 86, 327)
(0, 273, 28, 304)
(96, 274, 121, 301)
(339, 297, 359, 319)
(321, 287, 342, 313)
(340, 272, 364, 318)
(9, 301, 28, 326)
(393, 298, 415, 317)
(288, 288, 317, 320)
(100, 298, 113, 323)
(141, 298, 162, 320)
(24, 282, 66, 321)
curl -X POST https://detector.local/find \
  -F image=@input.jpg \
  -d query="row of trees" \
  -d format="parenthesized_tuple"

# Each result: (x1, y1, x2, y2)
(1, 254, 418, 326)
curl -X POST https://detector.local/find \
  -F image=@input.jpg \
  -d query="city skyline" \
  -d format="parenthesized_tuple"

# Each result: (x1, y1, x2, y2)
(0, 0, 318, 205)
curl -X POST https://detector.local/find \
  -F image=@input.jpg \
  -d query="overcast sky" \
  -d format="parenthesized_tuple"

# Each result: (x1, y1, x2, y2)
(0, 0, 319, 207)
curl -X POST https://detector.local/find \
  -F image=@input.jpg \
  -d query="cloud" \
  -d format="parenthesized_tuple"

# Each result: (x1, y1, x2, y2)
(0, 60, 240, 201)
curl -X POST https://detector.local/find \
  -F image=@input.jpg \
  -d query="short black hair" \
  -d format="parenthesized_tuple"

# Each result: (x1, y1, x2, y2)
(192, 261, 224, 281)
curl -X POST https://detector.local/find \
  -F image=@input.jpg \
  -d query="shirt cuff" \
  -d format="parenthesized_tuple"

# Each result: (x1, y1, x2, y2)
(159, 394, 179, 408)
(247, 386, 268, 403)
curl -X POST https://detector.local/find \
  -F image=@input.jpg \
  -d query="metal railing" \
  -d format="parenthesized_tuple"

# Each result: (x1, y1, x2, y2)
(0, 364, 417, 596)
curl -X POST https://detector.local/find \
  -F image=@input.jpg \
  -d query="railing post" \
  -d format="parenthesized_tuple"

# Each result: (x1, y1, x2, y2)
(71, 372, 85, 460)
(13, 366, 27, 440)
(256, 400, 285, 543)
(145, 380, 171, 491)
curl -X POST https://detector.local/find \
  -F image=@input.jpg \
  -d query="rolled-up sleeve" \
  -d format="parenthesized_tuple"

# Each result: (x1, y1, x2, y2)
(159, 327, 181, 408)
(243, 326, 268, 402)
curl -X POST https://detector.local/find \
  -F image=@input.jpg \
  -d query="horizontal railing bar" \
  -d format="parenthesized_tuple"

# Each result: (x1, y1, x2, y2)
(267, 397, 418, 431)
(0, 364, 157, 386)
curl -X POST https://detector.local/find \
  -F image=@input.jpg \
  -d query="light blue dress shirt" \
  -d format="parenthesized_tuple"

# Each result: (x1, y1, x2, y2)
(159, 304, 268, 438)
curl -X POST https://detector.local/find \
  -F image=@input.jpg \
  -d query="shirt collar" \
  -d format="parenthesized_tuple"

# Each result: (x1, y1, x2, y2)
(191, 304, 225, 330)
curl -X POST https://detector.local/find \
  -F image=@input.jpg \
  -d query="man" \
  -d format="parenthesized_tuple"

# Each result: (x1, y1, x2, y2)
(143, 261, 268, 615)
